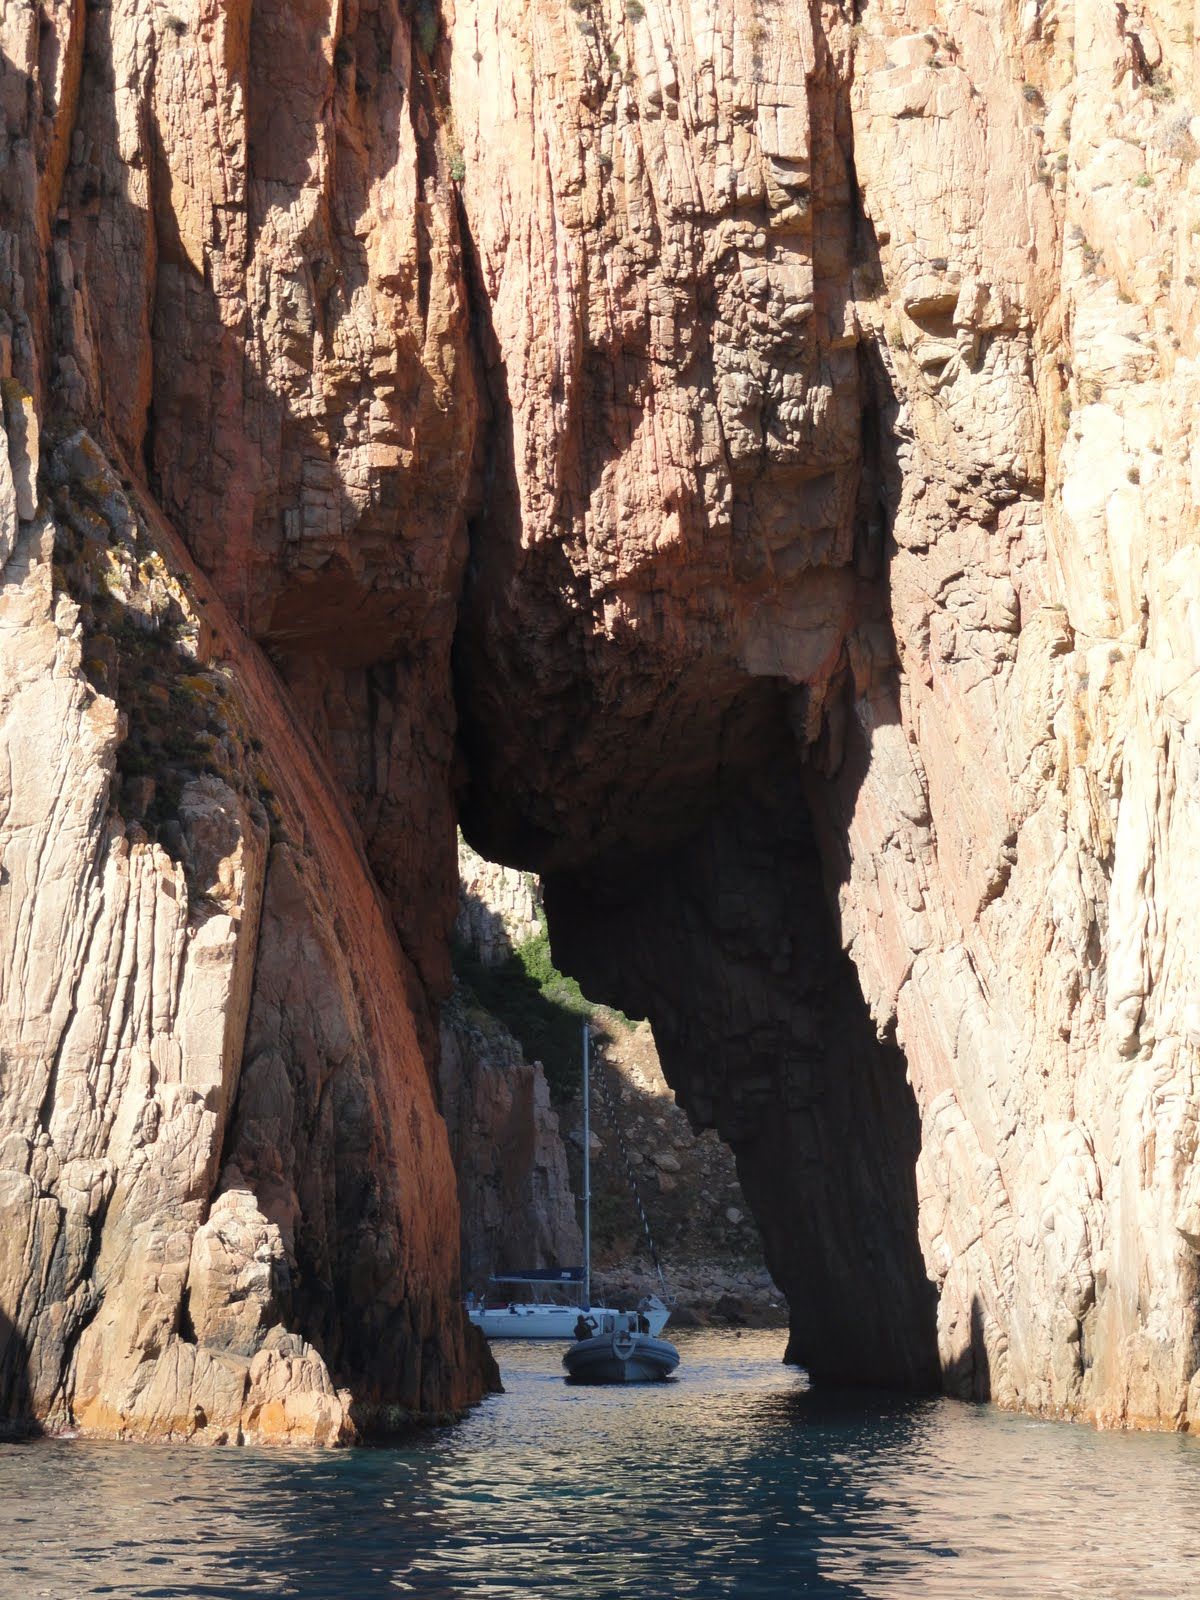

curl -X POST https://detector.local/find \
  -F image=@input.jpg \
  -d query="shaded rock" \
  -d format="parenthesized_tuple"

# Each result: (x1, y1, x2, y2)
(713, 1295, 753, 1328)
(439, 991, 581, 1290)
(455, 837, 545, 967)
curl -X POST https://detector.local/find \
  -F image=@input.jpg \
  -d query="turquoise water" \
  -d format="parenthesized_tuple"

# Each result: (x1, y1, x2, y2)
(1, 1329, 1198, 1598)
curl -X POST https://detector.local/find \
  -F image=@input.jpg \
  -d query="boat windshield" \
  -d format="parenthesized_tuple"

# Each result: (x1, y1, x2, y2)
(478, 1269, 585, 1308)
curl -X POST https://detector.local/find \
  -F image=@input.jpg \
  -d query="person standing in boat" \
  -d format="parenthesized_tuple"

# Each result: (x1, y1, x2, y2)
(573, 1312, 594, 1342)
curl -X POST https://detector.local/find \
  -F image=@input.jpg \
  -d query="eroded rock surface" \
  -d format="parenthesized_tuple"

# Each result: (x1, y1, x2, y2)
(0, 2, 485, 1442)
(450, 0, 1200, 1427)
(4, 0, 1200, 1437)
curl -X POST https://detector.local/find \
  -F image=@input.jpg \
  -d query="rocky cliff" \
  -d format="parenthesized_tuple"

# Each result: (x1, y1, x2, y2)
(450, 838, 775, 1315)
(3, 0, 1200, 1438)
(439, 988, 581, 1288)
(449, 0, 1200, 1426)
(0, 0, 485, 1442)
(442, 840, 580, 1286)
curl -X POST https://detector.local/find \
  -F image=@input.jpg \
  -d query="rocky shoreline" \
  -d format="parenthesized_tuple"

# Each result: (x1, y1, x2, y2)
(592, 1264, 789, 1333)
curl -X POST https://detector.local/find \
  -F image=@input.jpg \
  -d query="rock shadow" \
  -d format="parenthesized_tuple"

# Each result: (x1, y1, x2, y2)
(0, 1304, 38, 1440)
(944, 1294, 993, 1402)
(449, 22, 940, 1394)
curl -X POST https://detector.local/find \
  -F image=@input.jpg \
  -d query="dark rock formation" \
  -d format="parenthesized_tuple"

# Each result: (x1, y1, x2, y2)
(439, 989, 581, 1291)
(542, 771, 939, 1390)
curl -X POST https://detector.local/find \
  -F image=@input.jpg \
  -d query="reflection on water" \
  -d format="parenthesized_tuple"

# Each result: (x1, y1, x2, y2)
(1, 1330, 1198, 1599)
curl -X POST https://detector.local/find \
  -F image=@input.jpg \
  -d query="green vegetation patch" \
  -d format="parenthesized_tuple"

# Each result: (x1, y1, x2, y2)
(416, 1, 439, 56)
(452, 929, 625, 1100)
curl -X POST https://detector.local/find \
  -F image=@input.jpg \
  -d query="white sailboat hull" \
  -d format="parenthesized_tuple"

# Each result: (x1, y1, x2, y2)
(468, 1299, 670, 1341)
(467, 1028, 674, 1347)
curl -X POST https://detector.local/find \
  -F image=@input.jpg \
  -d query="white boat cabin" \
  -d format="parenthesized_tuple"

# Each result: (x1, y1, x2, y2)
(465, 1272, 670, 1341)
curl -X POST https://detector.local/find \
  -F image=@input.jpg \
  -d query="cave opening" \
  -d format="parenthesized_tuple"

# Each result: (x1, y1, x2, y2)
(449, 831, 780, 1324)
(444, 56, 940, 1382)
(538, 771, 939, 1390)
(453, 708, 939, 1389)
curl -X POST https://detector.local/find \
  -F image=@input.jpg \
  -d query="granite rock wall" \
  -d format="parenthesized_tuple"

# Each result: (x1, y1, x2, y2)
(450, 0, 1200, 1427)
(0, 1, 486, 1442)
(5, 0, 1200, 1436)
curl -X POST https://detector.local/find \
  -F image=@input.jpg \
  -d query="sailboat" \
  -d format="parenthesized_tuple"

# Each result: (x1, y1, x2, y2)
(464, 1022, 671, 1342)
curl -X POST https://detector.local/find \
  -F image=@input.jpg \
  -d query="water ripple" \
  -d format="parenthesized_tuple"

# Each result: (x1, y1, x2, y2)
(1, 1331, 1198, 1598)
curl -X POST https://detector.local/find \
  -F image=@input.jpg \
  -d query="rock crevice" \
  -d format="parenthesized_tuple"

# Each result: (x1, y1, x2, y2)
(4, 0, 1200, 1437)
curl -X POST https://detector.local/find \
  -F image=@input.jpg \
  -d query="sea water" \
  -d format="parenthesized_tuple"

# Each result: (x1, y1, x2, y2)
(1, 1329, 1198, 1599)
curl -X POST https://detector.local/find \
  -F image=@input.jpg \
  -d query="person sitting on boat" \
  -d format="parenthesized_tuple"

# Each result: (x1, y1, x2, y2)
(573, 1312, 595, 1342)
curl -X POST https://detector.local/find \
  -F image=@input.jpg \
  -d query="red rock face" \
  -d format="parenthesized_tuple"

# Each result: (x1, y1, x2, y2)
(450, 0, 1200, 1429)
(4, 0, 1200, 1439)
(0, 1, 489, 1442)
(450, 0, 876, 871)
(445, 0, 932, 1387)
(58, 0, 478, 1001)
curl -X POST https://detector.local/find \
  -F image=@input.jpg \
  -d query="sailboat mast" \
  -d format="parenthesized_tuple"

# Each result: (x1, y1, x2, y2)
(582, 1020, 591, 1310)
